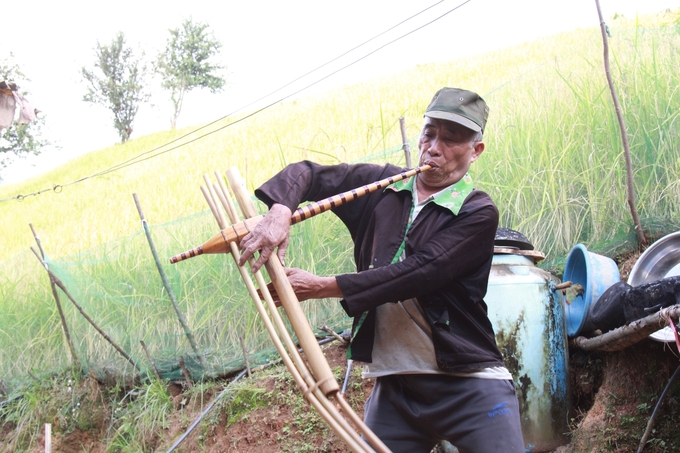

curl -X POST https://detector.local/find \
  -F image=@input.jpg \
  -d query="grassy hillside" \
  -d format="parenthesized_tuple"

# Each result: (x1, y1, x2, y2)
(0, 13, 676, 261)
(0, 9, 678, 382)
(1, 12, 680, 452)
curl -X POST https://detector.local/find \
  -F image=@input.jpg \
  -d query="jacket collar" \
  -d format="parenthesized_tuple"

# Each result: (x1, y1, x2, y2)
(387, 173, 474, 215)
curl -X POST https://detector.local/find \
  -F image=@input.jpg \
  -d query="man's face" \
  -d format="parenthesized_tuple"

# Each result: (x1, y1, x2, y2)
(417, 117, 484, 191)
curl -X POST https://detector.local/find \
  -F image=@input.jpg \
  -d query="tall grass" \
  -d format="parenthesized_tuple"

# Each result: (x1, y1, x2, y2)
(475, 22, 680, 258)
(1, 13, 679, 402)
(0, 206, 354, 390)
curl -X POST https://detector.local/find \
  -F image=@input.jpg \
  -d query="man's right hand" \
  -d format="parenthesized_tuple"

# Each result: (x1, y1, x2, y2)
(238, 203, 292, 272)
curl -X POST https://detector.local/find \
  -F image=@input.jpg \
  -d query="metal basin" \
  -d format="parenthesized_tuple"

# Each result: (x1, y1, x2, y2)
(627, 230, 680, 342)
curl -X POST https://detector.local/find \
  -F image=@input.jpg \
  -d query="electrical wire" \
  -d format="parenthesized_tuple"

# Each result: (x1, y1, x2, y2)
(637, 364, 680, 453)
(1, 0, 472, 203)
(45, 0, 452, 184)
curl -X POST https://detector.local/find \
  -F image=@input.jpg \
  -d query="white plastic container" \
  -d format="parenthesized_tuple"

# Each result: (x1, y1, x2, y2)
(486, 253, 571, 452)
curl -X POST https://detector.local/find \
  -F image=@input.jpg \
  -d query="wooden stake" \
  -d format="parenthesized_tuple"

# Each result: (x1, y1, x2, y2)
(399, 117, 412, 168)
(140, 341, 161, 381)
(30, 247, 140, 371)
(239, 335, 252, 378)
(319, 323, 347, 345)
(179, 356, 193, 388)
(44, 423, 51, 453)
(133, 194, 206, 369)
(29, 224, 79, 366)
(594, 0, 646, 247)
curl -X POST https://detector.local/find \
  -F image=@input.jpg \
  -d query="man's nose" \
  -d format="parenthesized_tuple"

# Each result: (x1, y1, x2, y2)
(427, 137, 443, 156)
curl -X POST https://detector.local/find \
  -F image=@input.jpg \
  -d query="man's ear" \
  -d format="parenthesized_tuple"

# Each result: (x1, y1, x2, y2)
(470, 141, 485, 162)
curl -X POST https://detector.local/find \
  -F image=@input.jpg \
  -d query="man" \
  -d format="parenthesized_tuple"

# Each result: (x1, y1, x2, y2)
(238, 87, 525, 453)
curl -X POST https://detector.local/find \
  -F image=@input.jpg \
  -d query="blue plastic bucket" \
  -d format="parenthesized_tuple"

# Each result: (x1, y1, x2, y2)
(563, 244, 621, 337)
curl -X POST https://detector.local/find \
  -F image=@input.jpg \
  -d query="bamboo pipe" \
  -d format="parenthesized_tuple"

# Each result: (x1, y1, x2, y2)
(170, 165, 431, 264)
(206, 173, 376, 452)
(222, 171, 390, 452)
(226, 168, 340, 396)
(229, 230, 372, 452)
(210, 177, 323, 394)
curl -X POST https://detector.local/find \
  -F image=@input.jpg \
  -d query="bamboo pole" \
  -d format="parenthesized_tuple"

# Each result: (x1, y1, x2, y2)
(140, 341, 161, 381)
(222, 168, 390, 452)
(29, 247, 140, 371)
(226, 168, 339, 396)
(201, 174, 372, 452)
(29, 224, 79, 366)
(206, 178, 327, 400)
(594, 0, 646, 247)
(170, 166, 430, 264)
(133, 193, 206, 369)
(399, 117, 412, 168)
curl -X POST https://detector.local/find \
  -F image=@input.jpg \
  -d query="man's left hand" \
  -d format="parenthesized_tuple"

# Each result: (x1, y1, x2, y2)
(238, 203, 292, 272)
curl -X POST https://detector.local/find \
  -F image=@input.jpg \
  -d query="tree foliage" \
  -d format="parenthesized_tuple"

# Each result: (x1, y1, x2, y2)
(156, 18, 225, 129)
(0, 54, 47, 171)
(82, 33, 149, 143)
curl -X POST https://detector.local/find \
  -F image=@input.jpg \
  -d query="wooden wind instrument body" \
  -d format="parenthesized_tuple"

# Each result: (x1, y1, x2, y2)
(183, 168, 392, 453)
(170, 165, 431, 264)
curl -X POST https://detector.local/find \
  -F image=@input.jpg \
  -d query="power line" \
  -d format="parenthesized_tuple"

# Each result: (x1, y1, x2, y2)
(48, 2, 449, 183)
(1, 0, 472, 203)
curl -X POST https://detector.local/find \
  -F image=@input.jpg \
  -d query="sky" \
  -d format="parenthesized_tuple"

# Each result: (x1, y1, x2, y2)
(1, 0, 678, 185)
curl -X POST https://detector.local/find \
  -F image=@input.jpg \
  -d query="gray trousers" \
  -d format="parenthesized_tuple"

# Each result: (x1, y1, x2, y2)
(363, 374, 526, 453)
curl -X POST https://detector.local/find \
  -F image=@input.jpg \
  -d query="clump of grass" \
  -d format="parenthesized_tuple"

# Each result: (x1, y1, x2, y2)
(107, 378, 173, 452)
(0, 369, 104, 451)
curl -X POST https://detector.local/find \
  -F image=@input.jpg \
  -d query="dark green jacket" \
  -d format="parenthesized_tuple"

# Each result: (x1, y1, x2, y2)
(255, 161, 504, 372)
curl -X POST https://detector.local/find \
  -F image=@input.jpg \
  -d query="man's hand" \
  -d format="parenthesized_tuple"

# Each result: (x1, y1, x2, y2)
(259, 268, 342, 306)
(238, 203, 292, 272)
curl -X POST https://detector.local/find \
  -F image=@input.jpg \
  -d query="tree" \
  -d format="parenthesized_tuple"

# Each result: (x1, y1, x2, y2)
(156, 18, 225, 129)
(82, 33, 148, 143)
(0, 54, 48, 172)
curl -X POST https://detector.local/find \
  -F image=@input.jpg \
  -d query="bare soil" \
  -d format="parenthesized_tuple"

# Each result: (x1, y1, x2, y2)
(21, 339, 679, 453)
(20, 341, 374, 453)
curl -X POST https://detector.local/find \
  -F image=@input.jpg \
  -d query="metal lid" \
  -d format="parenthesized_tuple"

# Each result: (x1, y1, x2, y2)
(495, 227, 534, 251)
(627, 230, 680, 342)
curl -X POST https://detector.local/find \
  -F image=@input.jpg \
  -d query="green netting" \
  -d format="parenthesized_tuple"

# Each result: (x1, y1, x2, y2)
(0, 204, 356, 390)
(0, 144, 409, 392)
